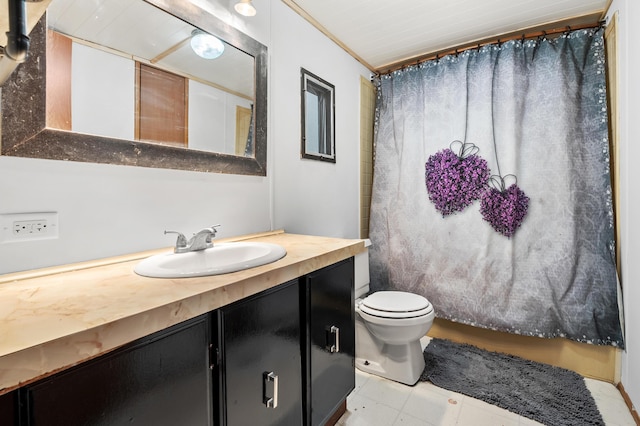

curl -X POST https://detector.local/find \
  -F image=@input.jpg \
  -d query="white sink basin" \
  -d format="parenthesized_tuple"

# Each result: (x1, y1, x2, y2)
(134, 242, 287, 278)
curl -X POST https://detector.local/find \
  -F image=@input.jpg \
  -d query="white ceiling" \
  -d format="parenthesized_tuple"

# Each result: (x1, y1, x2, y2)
(284, 0, 609, 71)
(1, 1, 610, 83)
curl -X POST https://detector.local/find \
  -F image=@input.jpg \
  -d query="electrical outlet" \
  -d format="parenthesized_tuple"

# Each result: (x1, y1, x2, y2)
(14, 220, 49, 236)
(0, 212, 59, 243)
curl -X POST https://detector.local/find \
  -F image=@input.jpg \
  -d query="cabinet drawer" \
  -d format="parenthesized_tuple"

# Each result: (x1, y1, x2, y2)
(22, 315, 212, 426)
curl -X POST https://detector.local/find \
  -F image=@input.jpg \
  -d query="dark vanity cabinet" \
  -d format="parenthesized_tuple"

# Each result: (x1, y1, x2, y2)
(214, 279, 303, 426)
(21, 314, 212, 426)
(10, 257, 355, 426)
(303, 258, 355, 426)
(0, 390, 17, 425)
(213, 259, 355, 426)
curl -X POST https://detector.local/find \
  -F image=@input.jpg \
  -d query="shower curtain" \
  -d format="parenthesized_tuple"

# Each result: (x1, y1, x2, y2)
(369, 28, 624, 347)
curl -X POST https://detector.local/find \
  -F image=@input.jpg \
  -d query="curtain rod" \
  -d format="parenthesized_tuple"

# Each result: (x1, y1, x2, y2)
(377, 21, 603, 76)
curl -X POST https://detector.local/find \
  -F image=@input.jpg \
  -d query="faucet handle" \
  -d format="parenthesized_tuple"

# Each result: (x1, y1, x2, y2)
(197, 225, 220, 244)
(164, 230, 188, 252)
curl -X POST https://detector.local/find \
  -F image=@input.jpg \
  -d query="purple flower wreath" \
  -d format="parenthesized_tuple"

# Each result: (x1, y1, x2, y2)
(480, 175, 529, 238)
(425, 141, 490, 216)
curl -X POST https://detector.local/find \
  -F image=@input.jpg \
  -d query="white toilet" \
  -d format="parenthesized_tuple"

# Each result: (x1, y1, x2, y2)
(354, 240, 435, 385)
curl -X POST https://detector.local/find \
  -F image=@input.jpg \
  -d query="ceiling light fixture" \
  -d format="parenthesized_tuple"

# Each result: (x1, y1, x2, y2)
(190, 30, 225, 59)
(234, 0, 256, 17)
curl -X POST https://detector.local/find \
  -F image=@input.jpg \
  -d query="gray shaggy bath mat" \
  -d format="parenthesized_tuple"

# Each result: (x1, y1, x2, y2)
(420, 338, 604, 426)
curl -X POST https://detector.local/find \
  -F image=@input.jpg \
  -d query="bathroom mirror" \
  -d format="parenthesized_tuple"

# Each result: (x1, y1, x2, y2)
(0, 0, 268, 175)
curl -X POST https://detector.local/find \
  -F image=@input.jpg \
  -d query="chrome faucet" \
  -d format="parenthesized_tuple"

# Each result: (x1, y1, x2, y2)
(165, 225, 220, 253)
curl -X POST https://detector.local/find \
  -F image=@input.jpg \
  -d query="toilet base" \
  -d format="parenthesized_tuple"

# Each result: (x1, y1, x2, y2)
(355, 318, 426, 385)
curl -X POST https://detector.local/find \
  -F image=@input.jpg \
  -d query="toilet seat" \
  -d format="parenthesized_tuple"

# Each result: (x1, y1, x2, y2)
(360, 291, 433, 319)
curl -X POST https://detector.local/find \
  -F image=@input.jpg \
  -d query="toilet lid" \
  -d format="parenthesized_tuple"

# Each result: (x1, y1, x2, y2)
(360, 291, 433, 318)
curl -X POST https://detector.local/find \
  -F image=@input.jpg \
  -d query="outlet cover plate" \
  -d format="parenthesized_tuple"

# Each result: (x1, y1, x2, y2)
(0, 212, 59, 243)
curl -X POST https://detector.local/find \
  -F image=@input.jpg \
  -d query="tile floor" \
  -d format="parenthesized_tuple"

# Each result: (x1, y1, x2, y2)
(337, 339, 637, 426)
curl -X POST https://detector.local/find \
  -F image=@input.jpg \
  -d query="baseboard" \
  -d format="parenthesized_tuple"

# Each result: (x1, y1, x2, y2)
(428, 318, 619, 382)
(325, 400, 347, 426)
(617, 383, 640, 425)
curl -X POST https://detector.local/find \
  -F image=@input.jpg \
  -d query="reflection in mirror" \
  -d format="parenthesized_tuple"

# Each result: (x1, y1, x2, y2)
(47, 0, 254, 156)
(1, 0, 268, 175)
(301, 68, 335, 163)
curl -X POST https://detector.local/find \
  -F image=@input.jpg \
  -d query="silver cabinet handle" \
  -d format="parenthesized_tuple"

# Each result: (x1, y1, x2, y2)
(263, 371, 279, 409)
(330, 325, 340, 353)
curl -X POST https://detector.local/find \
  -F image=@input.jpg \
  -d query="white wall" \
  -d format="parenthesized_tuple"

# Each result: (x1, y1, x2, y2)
(189, 80, 228, 153)
(607, 0, 640, 411)
(71, 43, 135, 140)
(0, 156, 272, 273)
(0, 0, 369, 274)
(189, 80, 253, 153)
(270, 1, 371, 239)
(0, 1, 275, 274)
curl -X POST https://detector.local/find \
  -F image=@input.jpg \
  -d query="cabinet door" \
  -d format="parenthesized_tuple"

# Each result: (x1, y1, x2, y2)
(0, 390, 17, 426)
(304, 257, 355, 426)
(219, 280, 302, 426)
(23, 314, 212, 426)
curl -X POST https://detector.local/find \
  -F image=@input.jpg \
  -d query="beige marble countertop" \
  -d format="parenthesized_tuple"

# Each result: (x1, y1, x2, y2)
(0, 231, 365, 395)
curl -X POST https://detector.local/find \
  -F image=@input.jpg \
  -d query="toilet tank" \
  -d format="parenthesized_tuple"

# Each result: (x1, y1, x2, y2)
(354, 239, 372, 298)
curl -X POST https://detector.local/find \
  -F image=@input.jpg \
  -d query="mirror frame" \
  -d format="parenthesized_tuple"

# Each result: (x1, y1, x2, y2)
(0, 0, 268, 176)
(300, 68, 335, 163)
